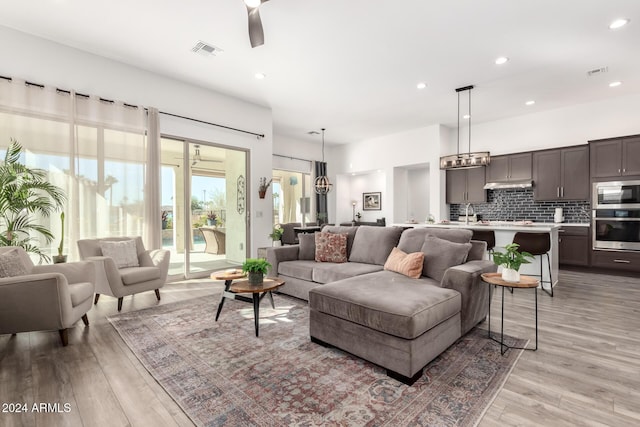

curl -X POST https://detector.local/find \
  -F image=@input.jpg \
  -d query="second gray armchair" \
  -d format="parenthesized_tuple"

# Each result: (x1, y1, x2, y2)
(77, 236, 170, 311)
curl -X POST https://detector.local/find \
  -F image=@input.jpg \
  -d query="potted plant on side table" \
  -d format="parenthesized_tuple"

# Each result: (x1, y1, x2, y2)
(492, 243, 533, 282)
(242, 258, 272, 285)
(269, 224, 283, 246)
(52, 212, 67, 264)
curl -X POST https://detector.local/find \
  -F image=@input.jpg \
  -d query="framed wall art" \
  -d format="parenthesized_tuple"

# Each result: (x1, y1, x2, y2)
(363, 192, 381, 210)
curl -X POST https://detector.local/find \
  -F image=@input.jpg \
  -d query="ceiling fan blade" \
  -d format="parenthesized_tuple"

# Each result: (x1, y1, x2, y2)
(247, 5, 265, 48)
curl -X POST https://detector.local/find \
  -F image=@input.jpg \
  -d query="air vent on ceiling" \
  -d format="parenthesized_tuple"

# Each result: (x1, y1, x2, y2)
(192, 41, 223, 56)
(586, 66, 608, 77)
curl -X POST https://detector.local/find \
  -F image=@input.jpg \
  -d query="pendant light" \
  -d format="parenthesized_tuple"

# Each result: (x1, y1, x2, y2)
(314, 128, 333, 194)
(439, 85, 490, 169)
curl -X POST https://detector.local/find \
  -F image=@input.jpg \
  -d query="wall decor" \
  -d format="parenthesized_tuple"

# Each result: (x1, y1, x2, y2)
(237, 175, 245, 214)
(363, 192, 381, 210)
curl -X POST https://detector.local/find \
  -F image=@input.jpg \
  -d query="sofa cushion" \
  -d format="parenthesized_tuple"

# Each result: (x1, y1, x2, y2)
(309, 271, 460, 339)
(349, 226, 403, 265)
(420, 235, 472, 282)
(383, 247, 424, 279)
(298, 233, 316, 260)
(120, 266, 161, 285)
(0, 249, 30, 278)
(99, 239, 139, 268)
(315, 232, 348, 263)
(321, 225, 358, 257)
(398, 228, 473, 253)
(278, 260, 316, 281)
(312, 262, 383, 284)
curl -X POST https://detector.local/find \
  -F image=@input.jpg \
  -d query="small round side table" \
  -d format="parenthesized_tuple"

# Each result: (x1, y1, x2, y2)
(481, 272, 539, 355)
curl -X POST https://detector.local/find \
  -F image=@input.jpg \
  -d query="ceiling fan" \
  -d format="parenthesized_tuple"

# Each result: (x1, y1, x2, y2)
(175, 145, 222, 166)
(244, 0, 270, 48)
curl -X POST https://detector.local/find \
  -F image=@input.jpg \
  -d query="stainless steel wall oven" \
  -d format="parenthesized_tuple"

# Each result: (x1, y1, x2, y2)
(593, 181, 640, 251)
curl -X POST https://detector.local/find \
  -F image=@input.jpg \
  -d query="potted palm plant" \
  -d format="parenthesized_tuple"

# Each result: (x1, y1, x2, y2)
(242, 258, 271, 285)
(492, 243, 534, 282)
(0, 140, 66, 263)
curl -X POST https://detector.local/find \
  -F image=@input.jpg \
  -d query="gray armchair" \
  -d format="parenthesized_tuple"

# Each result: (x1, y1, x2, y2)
(76, 237, 170, 311)
(0, 247, 95, 346)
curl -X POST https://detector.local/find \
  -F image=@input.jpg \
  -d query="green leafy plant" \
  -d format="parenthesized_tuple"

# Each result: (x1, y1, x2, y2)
(269, 224, 283, 240)
(0, 140, 66, 263)
(242, 258, 271, 275)
(492, 243, 534, 271)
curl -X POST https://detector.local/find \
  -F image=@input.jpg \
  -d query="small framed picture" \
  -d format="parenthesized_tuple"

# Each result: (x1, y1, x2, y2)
(363, 192, 381, 210)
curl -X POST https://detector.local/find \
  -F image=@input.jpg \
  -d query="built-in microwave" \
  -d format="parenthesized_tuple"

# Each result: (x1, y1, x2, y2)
(593, 180, 640, 209)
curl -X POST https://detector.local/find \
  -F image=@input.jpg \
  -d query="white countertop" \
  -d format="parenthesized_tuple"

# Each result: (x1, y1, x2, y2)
(393, 221, 571, 232)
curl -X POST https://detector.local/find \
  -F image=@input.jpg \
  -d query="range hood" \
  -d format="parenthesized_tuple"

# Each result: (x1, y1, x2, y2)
(483, 180, 533, 190)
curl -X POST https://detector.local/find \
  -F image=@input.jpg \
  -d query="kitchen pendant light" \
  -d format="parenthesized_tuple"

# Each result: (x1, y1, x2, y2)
(439, 85, 490, 169)
(314, 128, 333, 194)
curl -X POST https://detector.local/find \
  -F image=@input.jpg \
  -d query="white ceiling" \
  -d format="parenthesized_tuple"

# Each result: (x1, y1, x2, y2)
(1, 0, 639, 145)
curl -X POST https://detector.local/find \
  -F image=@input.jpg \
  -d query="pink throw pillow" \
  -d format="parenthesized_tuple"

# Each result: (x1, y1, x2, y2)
(315, 232, 348, 263)
(383, 247, 424, 279)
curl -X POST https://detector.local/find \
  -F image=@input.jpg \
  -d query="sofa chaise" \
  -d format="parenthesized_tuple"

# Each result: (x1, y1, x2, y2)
(267, 225, 496, 384)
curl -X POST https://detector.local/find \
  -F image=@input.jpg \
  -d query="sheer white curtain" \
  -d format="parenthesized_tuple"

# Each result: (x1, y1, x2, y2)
(0, 77, 153, 261)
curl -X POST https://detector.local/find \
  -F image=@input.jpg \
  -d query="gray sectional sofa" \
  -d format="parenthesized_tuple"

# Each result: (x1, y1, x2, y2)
(266, 225, 496, 384)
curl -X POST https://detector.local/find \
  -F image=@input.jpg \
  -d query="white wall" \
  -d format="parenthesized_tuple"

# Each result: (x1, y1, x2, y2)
(335, 172, 387, 224)
(0, 26, 274, 255)
(451, 93, 640, 155)
(330, 125, 450, 224)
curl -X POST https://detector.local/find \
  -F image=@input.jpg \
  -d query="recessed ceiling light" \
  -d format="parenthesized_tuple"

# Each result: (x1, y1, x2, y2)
(254, 72, 266, 80)
(416, 82, 427, 89)
(609, 18, 629, 29)
(609, 81, 622, 87)
(525, 100, 536, 106)
(495, 56, 509, 65)
(463, 114, 471, 119)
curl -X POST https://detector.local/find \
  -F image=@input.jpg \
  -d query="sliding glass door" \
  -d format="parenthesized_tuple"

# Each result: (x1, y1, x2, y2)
(161, 137, 247, 279)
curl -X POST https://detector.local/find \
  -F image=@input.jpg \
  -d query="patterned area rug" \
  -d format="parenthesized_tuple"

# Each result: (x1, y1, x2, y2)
(108, 293, 526, 426)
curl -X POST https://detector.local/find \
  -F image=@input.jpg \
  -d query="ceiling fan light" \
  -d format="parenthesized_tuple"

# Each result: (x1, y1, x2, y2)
(244, 0, 261, 8)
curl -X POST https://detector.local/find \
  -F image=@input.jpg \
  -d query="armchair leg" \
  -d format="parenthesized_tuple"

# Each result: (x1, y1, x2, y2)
(81, 314, 89, 326)
(59, 329, 69, 346)
(117, 297, 124, 312)
(155, 289, 161, 301)
(94, 293, 100, 304)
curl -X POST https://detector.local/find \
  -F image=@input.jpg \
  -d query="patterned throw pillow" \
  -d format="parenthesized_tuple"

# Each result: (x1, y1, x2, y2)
(99, 240, 140, 268)
(383, 247, 424, 279)
(314, 232, 348, 263)
(0, 249, 29, 278)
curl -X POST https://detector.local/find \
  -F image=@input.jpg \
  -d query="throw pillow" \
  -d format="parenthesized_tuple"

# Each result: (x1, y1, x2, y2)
(298, 233, 316, 260)
(315, 232, 348, 263)
(420, 235, 472, 282)
(383, 247, 424, 279)
(0, 249, 30, 278)
(99, 240, 139, 268)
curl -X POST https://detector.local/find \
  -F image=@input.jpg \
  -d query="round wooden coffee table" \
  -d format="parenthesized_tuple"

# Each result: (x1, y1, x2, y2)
(211, 270, 246, 322)
(481, 272, 539, 355)
(216, 277, 285, 337)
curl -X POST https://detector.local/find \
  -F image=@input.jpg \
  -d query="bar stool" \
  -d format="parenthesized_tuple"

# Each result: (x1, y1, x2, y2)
(471, 229, 495, 259)
(512, 232, 553, 297)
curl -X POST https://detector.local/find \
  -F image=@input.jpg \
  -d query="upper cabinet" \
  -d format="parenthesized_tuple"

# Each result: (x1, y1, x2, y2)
(590, 136, 640, 178)
(446, 167, 486, 204)
(533, 145, 589, 201)
(486, 153, 532, 182)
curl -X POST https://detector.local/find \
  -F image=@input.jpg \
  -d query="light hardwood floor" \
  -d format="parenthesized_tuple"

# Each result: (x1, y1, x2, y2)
(1, 270, 639, 426)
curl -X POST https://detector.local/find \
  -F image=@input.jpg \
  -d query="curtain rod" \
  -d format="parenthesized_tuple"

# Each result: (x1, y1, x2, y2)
(273, 153, 313, 163)
(0, 75, 265, 139)
(158, 111, 265, 139)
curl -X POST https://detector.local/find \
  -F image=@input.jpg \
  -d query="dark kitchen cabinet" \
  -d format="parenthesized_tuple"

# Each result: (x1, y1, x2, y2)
(590, 135, 640, 178)
(558, 226, 590, 267)
(446, 167, 486, 204)
(533, 145, 589, 201)
(486, 153, 532, 182)
(591, 250, 640, 273)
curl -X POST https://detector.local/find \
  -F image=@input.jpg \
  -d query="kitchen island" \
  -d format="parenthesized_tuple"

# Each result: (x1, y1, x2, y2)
(394, 222, 562, 288)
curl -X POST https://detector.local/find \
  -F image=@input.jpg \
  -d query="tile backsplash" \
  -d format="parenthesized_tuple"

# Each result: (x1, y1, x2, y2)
(450, 188, 591, 223)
